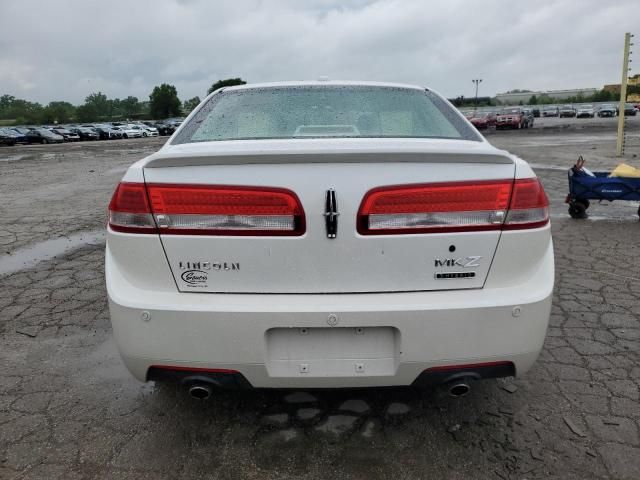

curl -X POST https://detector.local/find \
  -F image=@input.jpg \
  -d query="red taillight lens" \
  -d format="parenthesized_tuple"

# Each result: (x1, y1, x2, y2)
(357, 180, 513, 235)
(503, 178, 549, 230)
(145, 184, 305, 236)
(358, 178, 549, 235)
(108, 182, 156, 233)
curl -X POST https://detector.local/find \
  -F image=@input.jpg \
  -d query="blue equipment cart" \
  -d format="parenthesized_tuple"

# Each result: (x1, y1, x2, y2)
(567, 168, 640, 219)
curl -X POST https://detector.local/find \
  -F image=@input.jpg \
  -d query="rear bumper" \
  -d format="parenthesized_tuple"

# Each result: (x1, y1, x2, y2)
(106, 230, 554, 388)
(496, 120, 519, 128)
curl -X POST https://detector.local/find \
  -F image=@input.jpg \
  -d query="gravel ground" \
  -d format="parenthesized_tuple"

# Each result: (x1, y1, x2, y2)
(0, 118, 639, 479)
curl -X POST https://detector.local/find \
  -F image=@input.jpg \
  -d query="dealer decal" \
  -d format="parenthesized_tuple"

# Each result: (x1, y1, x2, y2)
(181, 270, 209, 285)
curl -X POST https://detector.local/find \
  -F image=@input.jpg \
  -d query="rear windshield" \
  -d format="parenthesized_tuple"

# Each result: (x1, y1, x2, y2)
(172, 86, 481, 144)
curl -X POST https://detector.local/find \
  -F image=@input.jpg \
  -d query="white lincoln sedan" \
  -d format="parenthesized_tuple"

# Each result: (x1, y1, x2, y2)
(106, 81, 553, 399)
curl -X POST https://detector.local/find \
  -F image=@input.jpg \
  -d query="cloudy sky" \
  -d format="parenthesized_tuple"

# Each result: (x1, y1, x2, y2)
(0, 0, 637, 104)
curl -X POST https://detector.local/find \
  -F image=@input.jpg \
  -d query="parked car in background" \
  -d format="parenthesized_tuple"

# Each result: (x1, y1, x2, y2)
(532, 108, 540, 118)
(142, 125, 159, 137)
(0, 128, 28, 145)
(159, 122, 177, 135)
(496, 107, 528, 129)
(165, 117, 184, 127)
(0, 128, 18, 146)
(597, 104, 616, 117)
(50, 127, 80, 142)
(143, 121, 174, 136)
(11, 127, 32, 136)
(93, 125, 123, 140)
(623, 103, 637, 116)
(130, 124, 158, 137)
(83, 125, 103, 140)
(69, 127, 100, 140)
(12, 129, 29, 144)
(25, 128, 64, 144)
(559, 105, 576, 118)
(522, 108, 535, 127)
(542, 106, 559, 117)
(111, 125, 142, 139)
(469, 111, 496, 130)
(576, 104, 595, 118)
(106, 81, 553, 394)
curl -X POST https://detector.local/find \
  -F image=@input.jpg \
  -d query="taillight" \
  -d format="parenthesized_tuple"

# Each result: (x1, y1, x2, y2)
(357, 178, 549, 235)
(108, 182, 157, 233)
(145, 184, 305, 236)
(108, 183, 305, 235)
(357, 180, 513, 234)
(503, 178, 549, 230)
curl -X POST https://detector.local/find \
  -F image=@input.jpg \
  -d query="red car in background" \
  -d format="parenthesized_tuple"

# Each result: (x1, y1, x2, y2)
(496, 107, 528, 129)
(470, 111, 497, 130)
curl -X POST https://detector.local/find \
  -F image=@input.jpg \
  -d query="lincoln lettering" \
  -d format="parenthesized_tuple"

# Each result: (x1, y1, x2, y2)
(179, 261, 240, 271)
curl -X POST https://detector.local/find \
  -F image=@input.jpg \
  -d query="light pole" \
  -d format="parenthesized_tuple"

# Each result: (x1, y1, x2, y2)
(472, 79, 482, 109)
(616, 33, 633, 156)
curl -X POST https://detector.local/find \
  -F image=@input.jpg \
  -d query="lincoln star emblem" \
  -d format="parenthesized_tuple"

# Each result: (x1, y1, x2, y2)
(324, 189, 339, 239)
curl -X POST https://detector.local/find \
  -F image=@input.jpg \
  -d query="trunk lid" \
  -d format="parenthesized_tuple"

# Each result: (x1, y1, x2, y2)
(143, 139, 515, 294)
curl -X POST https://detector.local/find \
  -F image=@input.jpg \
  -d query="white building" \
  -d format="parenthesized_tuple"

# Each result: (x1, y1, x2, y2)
(495, 88, 598, 105)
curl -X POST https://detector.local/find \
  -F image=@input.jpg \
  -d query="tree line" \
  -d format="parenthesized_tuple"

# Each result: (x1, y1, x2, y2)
(0, 78, 246, 125)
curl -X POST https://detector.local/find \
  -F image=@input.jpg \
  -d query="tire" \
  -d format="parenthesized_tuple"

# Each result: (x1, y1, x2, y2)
(143, 132, 147, 137)
(41, 138, 47, 144)
(568, 201, 588, 219)
(123, 134, 128, 139)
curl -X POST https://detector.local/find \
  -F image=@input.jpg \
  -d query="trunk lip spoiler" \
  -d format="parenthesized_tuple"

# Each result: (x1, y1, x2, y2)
(144, 152, 514, 168)
(144, 138, 514, 168)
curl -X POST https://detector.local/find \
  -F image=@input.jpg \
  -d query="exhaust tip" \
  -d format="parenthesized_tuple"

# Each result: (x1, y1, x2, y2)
(448, 382, 471, 398)
(188, 384, 213, 400)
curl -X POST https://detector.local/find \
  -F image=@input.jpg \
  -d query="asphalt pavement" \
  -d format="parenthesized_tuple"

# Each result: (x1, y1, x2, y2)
(0, 118, 639, 479)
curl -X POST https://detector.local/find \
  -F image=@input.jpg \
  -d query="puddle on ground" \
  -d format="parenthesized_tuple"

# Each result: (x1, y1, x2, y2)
(0, 230, 105, 276)
(529, 163, 569, 171)
(551, 212, 639, 222)
(0, 154, 29, 162)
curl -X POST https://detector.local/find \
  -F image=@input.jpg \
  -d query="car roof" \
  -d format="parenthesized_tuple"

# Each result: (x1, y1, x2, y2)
(220, 80, 427, 92)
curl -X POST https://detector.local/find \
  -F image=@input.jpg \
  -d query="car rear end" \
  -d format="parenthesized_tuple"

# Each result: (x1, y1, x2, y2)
(496, 111, 521, 129)
(106, 83, 553, 392)
(598, 106, 615, 117)
(576, 105, 594, 118)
